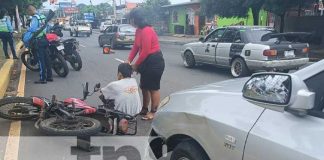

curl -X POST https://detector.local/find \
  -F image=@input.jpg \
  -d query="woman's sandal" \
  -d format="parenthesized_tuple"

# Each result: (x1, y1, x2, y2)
(138, 107, 148, 115)
(141, 110, 157, 121)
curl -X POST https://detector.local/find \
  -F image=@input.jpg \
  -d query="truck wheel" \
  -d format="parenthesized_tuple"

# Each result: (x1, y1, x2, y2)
(231, 58, 250, 78)
(171, 140, 209, 160)
(183, 51, 196, 68)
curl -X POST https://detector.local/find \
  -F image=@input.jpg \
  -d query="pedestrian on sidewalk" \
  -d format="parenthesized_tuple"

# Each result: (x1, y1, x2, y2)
(24, 4, 53, 84)
(0, 8, 18, 59)
(125, 7, 165, 121)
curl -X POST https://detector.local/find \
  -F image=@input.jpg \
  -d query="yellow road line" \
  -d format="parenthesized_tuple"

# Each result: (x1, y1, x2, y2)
(4, 64, 26, 160)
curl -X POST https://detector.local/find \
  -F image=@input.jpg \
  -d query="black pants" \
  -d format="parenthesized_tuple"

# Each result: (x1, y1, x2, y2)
(35, 38, 52, 81)
(0, 32, 17, 58)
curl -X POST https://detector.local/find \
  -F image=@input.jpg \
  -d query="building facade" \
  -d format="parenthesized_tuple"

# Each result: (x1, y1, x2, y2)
(162, 1, 269, 36)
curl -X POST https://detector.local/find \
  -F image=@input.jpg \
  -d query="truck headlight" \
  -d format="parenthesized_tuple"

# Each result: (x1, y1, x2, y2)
(159, 96, 170, 109)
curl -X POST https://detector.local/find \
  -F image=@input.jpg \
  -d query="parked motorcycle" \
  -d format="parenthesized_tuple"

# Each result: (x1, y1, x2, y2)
(49, 25, 83, 71)
(21, 10, 69, 77)
(0, 83, 137, 136)
(20, 38, 70, 78)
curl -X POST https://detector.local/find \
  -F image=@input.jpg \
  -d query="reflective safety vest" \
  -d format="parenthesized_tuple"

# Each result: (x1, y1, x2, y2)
(0, 17, 9, 32)
(33, 14, 46, 37)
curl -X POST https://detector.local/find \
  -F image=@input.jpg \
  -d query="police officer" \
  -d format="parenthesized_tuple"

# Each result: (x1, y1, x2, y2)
(0, 8, 18, 59)
(26, 4, 53, 84)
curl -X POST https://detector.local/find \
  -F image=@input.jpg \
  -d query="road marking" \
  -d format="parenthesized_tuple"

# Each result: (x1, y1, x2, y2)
(4, 64, 26, 160)
(79, 44, 86, 48)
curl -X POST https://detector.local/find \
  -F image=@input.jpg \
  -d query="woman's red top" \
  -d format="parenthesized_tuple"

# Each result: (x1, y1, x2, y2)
(128, 26, 160, 65)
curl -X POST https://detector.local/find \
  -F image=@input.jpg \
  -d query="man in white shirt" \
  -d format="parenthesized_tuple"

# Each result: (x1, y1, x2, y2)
(100, 63, 141, 133)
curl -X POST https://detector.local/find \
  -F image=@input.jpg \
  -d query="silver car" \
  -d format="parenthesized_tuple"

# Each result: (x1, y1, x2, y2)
(150, 60, 324, 160)
(181, 26, 310, 78)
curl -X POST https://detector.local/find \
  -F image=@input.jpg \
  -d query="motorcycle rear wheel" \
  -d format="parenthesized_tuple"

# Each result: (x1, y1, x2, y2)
(70, 51, 82, 71)
(52, 53, 69, 77)
(0, 97, 40, 120)
(39, 116, 101, 136)
(21, 51, 40, 72)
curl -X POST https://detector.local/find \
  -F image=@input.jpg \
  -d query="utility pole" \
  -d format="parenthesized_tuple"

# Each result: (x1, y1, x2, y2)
(113, 0, 117, 23)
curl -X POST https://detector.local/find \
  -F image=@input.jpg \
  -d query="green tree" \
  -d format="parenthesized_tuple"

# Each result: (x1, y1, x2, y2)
(142, 0, 171, 25)
(263, 0, 315, 32)
(243, 0, 266, 25)
(77, 3, 113, 20)
(1, 0, 44, 29)
(200, 0, 249, 19)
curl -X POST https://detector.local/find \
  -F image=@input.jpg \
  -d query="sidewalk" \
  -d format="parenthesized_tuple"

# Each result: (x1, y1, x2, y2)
(0, 41, 23, 98)
(159, 35, 200, 45)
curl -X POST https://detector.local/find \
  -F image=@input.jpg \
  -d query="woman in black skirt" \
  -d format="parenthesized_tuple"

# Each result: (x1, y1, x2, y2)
(126, 8, 165, 120)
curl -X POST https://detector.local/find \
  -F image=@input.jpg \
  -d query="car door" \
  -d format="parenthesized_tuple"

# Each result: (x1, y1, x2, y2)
(229, 30, 246, 59)
(203, 28, 226, 64)
(244, 72, 324, 160)
(102, 26, 113, 44)
(216, 28, 237, 66)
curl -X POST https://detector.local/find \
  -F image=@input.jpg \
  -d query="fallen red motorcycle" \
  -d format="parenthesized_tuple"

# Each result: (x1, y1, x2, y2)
(0, 83, 137, 136)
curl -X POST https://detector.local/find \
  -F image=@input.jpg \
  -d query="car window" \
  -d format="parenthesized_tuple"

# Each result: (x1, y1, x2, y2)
(105, 26, 112, 33)
(304, 71, 324, 115)
(113, 26, 118, 32)
(244, 29, 277, 43)
(119, 25, 136, 33)
(220, 29, 237, 43)
(233, 31, 243, 43)
(205, 28, 225, 42)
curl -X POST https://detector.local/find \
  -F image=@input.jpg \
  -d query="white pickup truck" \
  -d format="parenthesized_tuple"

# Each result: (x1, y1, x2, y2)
(70, 21, 92, 37)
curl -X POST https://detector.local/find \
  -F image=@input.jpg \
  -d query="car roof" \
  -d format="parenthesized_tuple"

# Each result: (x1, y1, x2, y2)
(226, 26, 273, 30)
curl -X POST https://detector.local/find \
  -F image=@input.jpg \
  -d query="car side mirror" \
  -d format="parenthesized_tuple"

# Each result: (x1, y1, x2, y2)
(243, 73, 316, 116)
(243, 73, 292, 105)
(83, 82, 89, 99)
(199, 37, 204, 42)
(286, 89, 315, 116)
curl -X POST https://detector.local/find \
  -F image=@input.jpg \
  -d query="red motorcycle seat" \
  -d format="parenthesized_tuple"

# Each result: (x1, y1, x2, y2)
(46, 33, 59, 42)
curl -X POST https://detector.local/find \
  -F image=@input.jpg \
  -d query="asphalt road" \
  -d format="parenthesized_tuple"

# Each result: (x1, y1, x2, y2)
(0, 30, 232, 160)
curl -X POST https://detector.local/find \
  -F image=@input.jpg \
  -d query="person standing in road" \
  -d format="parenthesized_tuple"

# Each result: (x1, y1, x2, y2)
(25, 4, 53, 84)
(0, 8, 18, 59)
(126, 7, 165, 121)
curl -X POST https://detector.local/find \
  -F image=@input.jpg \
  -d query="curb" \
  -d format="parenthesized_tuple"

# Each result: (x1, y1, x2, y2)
(0, 41, 23, 98)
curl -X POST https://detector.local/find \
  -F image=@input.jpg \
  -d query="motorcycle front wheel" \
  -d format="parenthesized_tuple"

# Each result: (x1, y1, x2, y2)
(0, 97, 40, 120)
(39, 116, 101, 136)
(52, 53, 69, 77)
(21, 51, 40, 72)
(70, 51, 82, 71)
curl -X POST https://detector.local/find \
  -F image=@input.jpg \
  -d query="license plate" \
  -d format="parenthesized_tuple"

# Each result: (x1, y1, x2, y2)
(57, 45, 64, 50)
(284, 50, 295, 58)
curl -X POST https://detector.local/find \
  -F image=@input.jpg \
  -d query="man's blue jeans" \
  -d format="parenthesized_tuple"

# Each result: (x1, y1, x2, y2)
(0, 32, 17, 58)
(35, 37, 52, 81)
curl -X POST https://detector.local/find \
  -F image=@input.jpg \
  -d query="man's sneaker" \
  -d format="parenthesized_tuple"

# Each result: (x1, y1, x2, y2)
(34, 80, 47, 84)
(46, 78, 53, 82)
